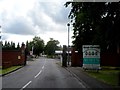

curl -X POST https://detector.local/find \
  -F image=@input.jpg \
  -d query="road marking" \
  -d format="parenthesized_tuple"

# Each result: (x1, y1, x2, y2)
(34, 70, 42, 78)
(22, 81, 32, 89)
(42, 66, 44, 69)
(44, 59, 46, 64)
(42, 59, 46, 69)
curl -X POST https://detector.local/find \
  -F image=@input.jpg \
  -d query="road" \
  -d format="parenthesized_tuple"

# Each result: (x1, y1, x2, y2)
(2, 57, 86, 89)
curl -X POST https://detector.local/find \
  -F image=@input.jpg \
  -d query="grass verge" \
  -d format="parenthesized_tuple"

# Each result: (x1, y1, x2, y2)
(0, 66, 2, 69)
(0, 66, 22, 75)
(85, 67, 120, 86)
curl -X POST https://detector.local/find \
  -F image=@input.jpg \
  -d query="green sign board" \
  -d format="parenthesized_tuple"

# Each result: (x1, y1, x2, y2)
(82, 45, 100, 70)
(83, 58, 100, 64)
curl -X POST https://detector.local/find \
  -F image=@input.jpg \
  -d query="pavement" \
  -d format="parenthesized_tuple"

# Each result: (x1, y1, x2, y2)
(64, 65, 120, 89)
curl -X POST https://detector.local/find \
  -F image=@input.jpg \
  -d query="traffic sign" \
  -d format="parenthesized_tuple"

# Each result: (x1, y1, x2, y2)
(82, 45, 101, 71)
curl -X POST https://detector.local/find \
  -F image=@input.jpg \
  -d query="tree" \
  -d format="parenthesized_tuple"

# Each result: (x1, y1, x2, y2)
(0, 41, 2, 50)
(2, 41, 17, 50)
(26, 36, 45, 56)
(32, 36, 44, 56)
(65, 2, 120, 53)
(45, 38, 60, 56)
(26, 40, 29, 49)
(2, 41, 11, 50)
(17, 42, 20, 49)
(11, 41, 15, 49)
(4, 41, 8, 49)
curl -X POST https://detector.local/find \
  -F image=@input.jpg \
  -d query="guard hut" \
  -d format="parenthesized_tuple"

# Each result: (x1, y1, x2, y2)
(82, 45, 101, 71)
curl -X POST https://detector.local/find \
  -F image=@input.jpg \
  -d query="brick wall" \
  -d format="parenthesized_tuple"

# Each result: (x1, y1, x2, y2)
(71, 48, 120, 67)
(71, 48, 83, 67)
(2, 50, 25, 69)
(101, 52, 120, 67)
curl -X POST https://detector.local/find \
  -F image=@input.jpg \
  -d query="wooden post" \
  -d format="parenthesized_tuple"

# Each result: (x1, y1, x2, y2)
(118, 72, 120, 86)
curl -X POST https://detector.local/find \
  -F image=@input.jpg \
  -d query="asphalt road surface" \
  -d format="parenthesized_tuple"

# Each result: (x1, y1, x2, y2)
(2, 57, 86, 89)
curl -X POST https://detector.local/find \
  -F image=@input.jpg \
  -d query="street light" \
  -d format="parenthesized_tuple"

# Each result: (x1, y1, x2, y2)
(0, 26, 1, 41)
(67, 23, 70, 65)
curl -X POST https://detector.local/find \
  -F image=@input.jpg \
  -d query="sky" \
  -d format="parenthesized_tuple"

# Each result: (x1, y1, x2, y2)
(0, 0, 73, 46)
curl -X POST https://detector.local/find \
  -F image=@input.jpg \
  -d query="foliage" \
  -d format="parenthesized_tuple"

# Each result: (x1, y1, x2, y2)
(44, 38, 60, 56)
(26, 36, 44, 56)
(17, 42, 20, 49)
(2, 36, 60, 57)
(2, 41, 19, 50)
(65, 2, 120, 53)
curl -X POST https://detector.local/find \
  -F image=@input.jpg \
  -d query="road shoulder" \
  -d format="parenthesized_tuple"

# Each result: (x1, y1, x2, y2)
(65, 66, 115, 88)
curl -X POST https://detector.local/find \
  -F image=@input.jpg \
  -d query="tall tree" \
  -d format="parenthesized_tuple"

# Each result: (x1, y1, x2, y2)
(45, 38, 60, 56)
(4, 41, 8, 49)
(26, 36, 44, 56)
(65, 2, 120, 53)
(17, 42, 20, 49)
(11, 41, 15, 49)
(2, 41, 16, 50)
(32, 36, 44, 56)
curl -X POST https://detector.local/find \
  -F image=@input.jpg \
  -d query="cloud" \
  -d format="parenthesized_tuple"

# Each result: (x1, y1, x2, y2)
(0, 0, 72, 45)
(1, 33, 10, 40)
(39, 2, 70, 24)
(28, 1, 70, 33)
(1, 0, 70, 35)
(0, 0, 37, 35)
(3, 17, 37, 35)
(38, 2, 70, 24)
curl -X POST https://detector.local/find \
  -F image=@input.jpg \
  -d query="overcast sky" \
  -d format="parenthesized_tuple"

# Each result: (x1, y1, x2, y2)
(0, 0, 73, 46)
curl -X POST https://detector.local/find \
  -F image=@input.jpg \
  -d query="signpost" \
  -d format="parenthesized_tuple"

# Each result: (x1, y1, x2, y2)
(82, 45, 101, 71)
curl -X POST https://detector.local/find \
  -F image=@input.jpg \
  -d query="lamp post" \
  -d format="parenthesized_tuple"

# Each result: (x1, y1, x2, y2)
(0, 26, 1, 41)
(67, 23, 70, 65)
(0, 26, 1, 35)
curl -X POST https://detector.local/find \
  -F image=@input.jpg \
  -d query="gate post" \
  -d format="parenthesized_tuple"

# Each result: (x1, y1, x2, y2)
(62, 45, 67, 67)
(118, 72, 120, 86)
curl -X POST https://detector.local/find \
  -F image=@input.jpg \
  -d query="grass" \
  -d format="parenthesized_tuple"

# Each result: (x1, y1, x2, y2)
(0, 66, 2, 69)
(0, 66, 22, 75)
(85, 67, 120, 86)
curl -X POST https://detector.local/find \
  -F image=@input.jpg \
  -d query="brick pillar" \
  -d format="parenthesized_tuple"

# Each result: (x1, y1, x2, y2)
(21, 43, 26, 65)
(71, 48, 75, 66)
(62, 45, 67, 67)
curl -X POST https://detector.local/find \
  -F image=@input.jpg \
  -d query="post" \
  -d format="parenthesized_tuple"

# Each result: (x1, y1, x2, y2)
(21, 43, 26, 66)
(62, 45, 67, 67)
(119, 71, 120, 86)
(67, 23, 70, 66)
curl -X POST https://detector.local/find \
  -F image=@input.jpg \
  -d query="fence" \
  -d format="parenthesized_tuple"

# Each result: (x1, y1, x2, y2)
(71, 48, 120, 67)
(101, 52, 120, 67)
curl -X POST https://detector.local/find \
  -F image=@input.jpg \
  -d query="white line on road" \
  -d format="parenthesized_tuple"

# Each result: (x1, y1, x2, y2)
(44, 59, 46, 64)
(34, 70, 42, 78)
(42, 66, 44, 69)
(22, 81, 32, 89)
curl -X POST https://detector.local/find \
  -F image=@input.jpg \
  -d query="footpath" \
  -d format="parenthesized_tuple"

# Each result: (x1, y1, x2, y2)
(64, 66, 120, 89)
